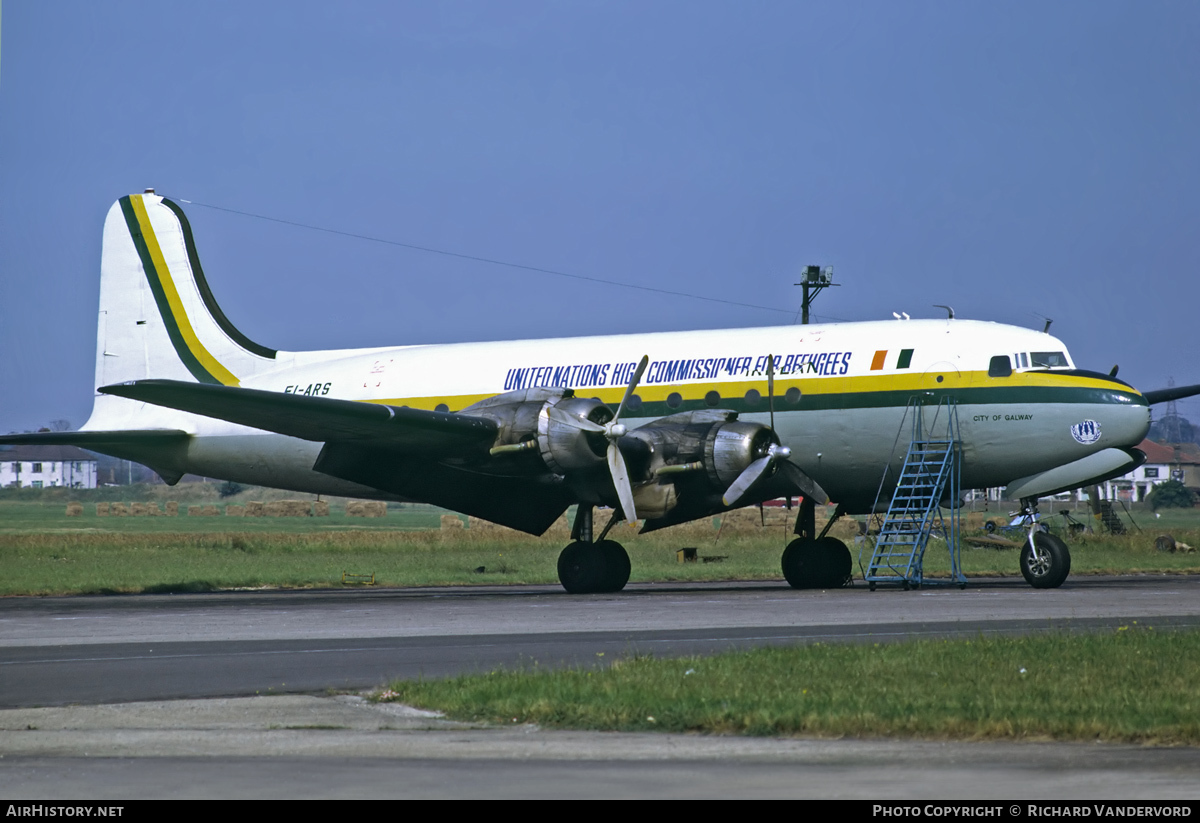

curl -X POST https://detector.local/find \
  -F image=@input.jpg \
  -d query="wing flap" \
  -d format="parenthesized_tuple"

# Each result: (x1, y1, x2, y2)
(315, 442, 573, 534)
(99, 379, 497, 455)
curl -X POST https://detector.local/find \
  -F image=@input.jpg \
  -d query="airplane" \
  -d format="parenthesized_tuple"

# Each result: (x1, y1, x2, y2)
(5, 190, 1199, 594)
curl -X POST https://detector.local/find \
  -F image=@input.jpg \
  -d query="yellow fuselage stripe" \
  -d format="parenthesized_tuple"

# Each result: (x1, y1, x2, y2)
(360, 370, 1140, 412)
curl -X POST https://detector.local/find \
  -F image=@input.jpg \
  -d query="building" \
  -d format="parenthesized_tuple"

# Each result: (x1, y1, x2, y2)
(0, 445, 98, 489)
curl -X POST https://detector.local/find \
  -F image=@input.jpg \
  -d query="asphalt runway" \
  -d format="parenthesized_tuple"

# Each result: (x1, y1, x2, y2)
(3, 575, 1200, 798)
(5, 576, 1200, 707)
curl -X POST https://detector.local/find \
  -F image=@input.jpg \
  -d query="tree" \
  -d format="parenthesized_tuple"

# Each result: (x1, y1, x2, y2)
(1148, 480, 1195, 511)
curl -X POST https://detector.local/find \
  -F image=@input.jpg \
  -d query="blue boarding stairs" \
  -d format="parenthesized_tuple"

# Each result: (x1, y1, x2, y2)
(864, 396, 966, 590)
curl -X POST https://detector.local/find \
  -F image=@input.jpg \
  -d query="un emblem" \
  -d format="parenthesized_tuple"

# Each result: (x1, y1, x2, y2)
(1070, 420, 1101, 444)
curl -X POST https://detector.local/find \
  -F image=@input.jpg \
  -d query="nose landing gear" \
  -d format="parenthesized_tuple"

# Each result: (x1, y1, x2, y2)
(1017, 498, 1071, 589)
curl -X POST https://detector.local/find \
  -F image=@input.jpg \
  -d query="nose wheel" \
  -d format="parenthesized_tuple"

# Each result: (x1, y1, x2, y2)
(1017, 499, 1072, 589)
(1020, 531, 1071, 589)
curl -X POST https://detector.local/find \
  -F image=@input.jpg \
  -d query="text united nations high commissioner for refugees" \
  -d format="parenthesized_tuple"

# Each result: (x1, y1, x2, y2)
(873, 808, 1193, 818)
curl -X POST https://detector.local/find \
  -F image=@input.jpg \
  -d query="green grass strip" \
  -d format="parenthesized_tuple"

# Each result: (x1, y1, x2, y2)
(382, 627, 1200, 744)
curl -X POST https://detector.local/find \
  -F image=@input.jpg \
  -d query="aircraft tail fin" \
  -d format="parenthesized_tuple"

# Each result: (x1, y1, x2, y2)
(94, 192, 278, 390)
(86, 192, 281, 431)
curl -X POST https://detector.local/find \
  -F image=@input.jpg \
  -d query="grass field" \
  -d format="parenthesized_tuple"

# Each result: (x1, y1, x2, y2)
(5, 487, 1199, 745)
(1, 486, 1199, 595)
(378, 626, 1200, 744)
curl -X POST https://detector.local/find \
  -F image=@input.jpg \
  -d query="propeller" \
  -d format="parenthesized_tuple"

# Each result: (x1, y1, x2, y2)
(547, 355, 649, 522)
(722, 440, 793, 507)
(723, 354, 791, 507)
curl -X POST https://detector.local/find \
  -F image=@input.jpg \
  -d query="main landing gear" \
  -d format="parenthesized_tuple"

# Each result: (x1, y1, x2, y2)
(781, 498, 853, 589)
(557, 505, 631, 594)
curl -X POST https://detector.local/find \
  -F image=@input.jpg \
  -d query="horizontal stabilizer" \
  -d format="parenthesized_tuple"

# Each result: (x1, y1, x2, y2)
(99, 379, 497, 455)
(0, 429, 189, 447)
(1143, 384, 1200, 405)
(0, 429, 193, 485)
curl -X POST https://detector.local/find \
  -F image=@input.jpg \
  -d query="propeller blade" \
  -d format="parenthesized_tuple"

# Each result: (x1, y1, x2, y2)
(721, 442, 795, 508)
(614, 355, 650, 423)
(776, 460, 829, 505)
(767, 354, 776, 432)
(546, 404, 605, 433)
(723, 455, 772, 508)
(607, 442, 638, 522)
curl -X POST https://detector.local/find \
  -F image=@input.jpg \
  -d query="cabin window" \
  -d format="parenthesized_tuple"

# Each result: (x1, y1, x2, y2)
(434, 403, 449, 413)
(666, 392, 683, 409)
(1031, 351, 1068, 368)
(785, 387, 802, 404)
(743, 389, 761, 407)
(704, 391, 721, 407)
(626, 394, 643, 411)
(988, 355, 1012, 377)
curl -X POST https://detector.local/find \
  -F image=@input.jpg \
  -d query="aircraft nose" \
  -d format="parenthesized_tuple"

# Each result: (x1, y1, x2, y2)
(1102, 397, 1151, 448)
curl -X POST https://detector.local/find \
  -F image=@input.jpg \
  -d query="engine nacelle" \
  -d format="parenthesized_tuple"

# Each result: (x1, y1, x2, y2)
(536, 395, 612, 473)
(627, 410, 778, 494)
(703, 421, 778, 489)
(459, 388, 611, 475)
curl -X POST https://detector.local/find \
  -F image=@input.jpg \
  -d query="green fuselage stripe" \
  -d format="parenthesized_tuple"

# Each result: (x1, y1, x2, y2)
(609, 383, 1143, 418)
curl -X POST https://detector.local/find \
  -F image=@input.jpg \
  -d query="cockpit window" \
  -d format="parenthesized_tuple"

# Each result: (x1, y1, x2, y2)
(1030, 351, 1069, 368)
(988, 355, 1012, 377)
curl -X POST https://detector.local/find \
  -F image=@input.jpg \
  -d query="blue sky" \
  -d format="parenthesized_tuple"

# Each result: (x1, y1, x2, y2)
(2, 1, 1199, 433)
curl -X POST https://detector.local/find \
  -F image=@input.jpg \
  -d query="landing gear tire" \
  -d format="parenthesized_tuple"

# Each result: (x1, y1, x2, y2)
(782, 537, 852, 589)
(1020, 532, 1071, 589)
(558, 541, 608, 594)
(557, 540, 630, 593)
(597, 540, 630, 593)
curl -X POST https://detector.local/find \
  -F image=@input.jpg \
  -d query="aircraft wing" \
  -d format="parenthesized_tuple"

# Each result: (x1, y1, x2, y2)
(1144, 384, 1200, 405)
(98, 379, 498, 456)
